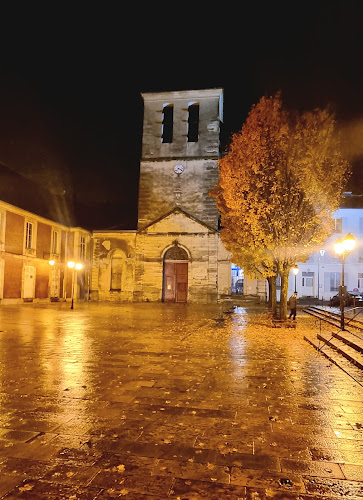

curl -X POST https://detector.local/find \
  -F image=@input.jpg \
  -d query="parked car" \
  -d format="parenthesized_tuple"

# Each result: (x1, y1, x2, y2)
(330, 291, 363, 307)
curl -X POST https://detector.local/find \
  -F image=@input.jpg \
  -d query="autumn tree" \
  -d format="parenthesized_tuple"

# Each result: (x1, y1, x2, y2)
(211, 93, 350, 319)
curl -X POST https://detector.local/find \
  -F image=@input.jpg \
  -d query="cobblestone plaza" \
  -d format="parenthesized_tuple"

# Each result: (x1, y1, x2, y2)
(0, 303, 362, 498)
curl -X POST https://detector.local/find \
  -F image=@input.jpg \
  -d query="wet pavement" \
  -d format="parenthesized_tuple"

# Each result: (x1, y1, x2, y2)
(0, 302, 362, 499)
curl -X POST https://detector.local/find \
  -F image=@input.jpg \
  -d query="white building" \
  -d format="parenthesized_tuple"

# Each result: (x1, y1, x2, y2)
(286, 207, 363, 302)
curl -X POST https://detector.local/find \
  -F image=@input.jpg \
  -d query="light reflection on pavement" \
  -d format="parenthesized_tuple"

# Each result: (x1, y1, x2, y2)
(0, 302, 362, 498)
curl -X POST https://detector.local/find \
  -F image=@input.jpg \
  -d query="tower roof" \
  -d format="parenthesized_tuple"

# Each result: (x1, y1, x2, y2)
(141, 88, 223, 102)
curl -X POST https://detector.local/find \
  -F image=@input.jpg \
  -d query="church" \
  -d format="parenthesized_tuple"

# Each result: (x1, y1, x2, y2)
(90, 88, 232, 303)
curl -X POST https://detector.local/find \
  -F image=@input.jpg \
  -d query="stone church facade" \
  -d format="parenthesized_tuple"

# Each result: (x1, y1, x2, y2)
(90, 89, 232, 303)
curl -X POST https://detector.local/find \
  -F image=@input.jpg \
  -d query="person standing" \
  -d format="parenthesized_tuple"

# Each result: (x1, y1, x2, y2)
(288, 292, 298, 320)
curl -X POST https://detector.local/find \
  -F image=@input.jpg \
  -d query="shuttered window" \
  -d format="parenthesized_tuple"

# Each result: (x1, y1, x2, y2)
(26, 222, 33, 249)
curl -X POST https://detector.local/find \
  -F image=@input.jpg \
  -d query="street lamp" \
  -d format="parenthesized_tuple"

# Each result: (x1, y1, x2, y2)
(68, 261, 83, 309)
(334, 233, 356, 330)
(292, 265, 299, 294)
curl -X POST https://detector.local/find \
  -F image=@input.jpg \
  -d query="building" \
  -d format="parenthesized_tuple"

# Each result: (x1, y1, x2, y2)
(91, 89, 231, 303)
(0, 199, 91, 304)
(286, 207, 363, 302)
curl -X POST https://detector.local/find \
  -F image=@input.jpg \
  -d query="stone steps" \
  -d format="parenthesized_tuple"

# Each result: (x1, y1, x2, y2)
(304, 330, 363, 386)
(304, 305, 363, 331)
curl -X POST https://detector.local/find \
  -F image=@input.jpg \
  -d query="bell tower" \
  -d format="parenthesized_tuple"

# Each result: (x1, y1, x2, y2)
(137, 89, 223, 230)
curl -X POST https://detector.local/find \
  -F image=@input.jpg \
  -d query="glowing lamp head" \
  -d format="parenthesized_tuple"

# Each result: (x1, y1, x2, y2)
(334, 242, 344, 255)
(67, 261, 75, 269)
(75, 263, 83, 270)
(343, 233, 356, 252)
(292, 265, 299, 276)
(334, 234, 356, 256)
(49, 260, 55, 266)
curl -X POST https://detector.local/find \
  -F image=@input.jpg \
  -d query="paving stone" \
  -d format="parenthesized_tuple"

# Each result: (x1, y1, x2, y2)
(231, 467, 306, 492)
(4, 478, 102, 498)
(53, 446, 99, 465)
(155, 457, 231, 483)
(90, 469, 174, 496)
(340, 463, 363, 481)
(40, 463, 100, 485)
(170, 477, 247, 499)
(280, 457, 345, 479)
(0, 474, 23, 497)
(309, 446, 363, 464)
(0, 457, 53, 478)
(216, 451, 280, 470)
(97, 490, 166, 499)
(304, 476, 363, 497)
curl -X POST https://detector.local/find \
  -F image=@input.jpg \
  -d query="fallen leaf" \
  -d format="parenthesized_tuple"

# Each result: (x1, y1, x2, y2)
(113, 464, 125, 473)
(19, 483, 34, 492)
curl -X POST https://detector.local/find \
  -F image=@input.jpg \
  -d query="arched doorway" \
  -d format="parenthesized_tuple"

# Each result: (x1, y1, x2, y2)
(108, 249, 126, 295)
(163, 245, 188, 303)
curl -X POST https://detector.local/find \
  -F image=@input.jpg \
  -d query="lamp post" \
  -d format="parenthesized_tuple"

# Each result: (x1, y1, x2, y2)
(334, 233, 356, 330)
(317, 249, 325, 301)
(67, 261, 83, 309)
(49, 260, 55, 301)
(292, 265, 299, 294)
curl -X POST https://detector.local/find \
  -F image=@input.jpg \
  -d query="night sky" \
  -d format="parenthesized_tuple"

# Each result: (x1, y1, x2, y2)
(0, 4, 362, 229)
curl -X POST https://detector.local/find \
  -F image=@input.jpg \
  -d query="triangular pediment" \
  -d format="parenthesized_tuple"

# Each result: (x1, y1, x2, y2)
(142, 208, 216, 234)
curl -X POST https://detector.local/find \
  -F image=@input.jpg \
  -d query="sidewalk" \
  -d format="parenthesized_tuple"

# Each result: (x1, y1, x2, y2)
(0, 302, 362, 499)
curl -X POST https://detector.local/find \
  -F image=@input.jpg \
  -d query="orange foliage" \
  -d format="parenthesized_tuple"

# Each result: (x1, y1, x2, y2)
(211, 93, 351, 317)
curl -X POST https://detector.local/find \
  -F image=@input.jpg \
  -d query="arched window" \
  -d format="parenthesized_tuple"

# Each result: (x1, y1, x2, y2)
(110, 254, 123, 291)
(164, 245, 188, 261)
(187, 103, 199, 142)
(162, 104, 173, 143)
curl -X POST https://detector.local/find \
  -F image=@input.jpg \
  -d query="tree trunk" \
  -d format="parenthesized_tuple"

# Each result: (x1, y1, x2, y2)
(267, 278, 272, 309)
(268, 276, 277, 318)
(279, 267, 290, 320)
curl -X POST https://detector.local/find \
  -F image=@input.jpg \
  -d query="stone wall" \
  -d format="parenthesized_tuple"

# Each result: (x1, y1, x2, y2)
(91, 222, 229, 304)
(141, 89, 222, 160)
(91, 231, 137, 302)
(138, 159, 219, 230)
(138, 89, 223, 232)
(217, 237, 232, 296)
(133, 231, 221, 303)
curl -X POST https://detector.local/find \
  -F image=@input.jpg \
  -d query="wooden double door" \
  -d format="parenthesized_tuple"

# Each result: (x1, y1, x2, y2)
(163, 261, 188, 303)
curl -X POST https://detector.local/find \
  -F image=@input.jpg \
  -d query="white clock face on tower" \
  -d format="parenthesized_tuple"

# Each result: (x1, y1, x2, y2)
(174, 163, 184, 174)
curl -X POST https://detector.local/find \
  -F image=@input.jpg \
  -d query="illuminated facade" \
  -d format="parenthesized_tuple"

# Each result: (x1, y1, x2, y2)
(91, 89, 231, 303)
(0, 200, 91, 304)
(286, 208, 363, 301)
